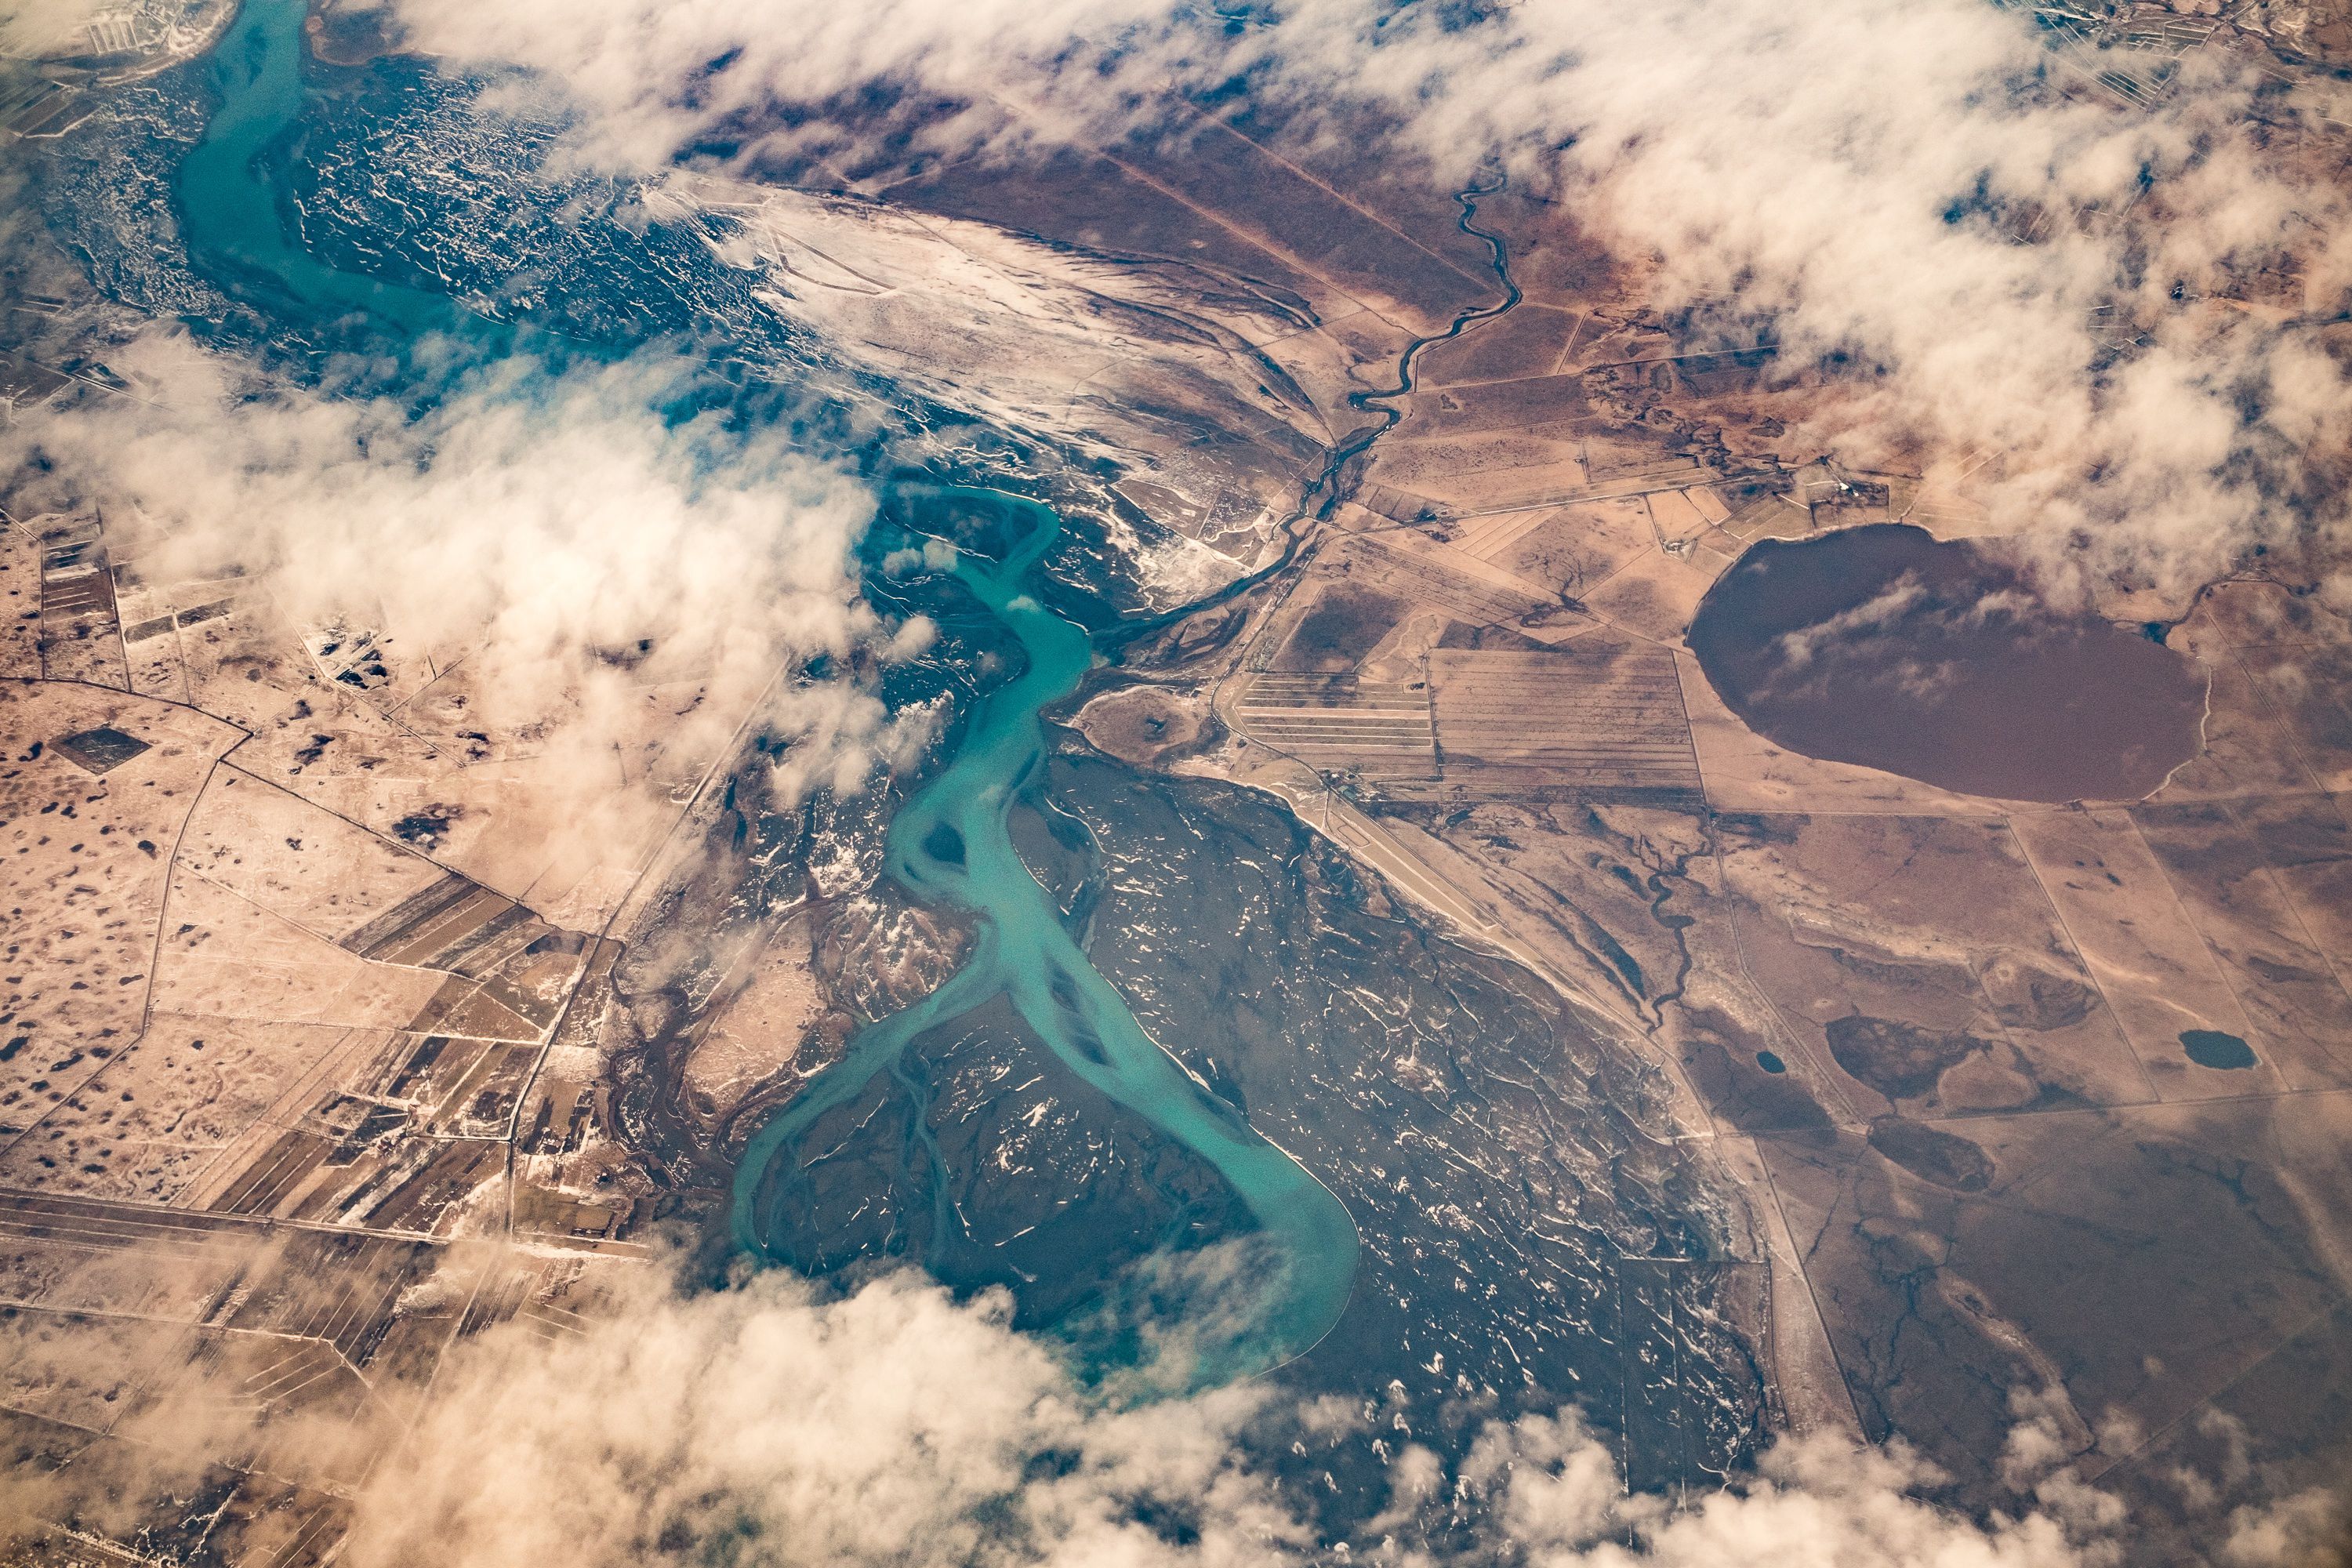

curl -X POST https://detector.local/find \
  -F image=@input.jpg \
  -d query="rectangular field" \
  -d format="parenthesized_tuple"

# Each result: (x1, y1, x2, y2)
(1425, 645, 1703, 803)
(1236, 673, 1437, 782)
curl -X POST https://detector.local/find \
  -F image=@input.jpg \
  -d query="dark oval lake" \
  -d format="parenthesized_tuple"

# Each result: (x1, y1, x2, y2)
(1687, 524, 2208, 803)
(2180, 1029, 2258, 1070)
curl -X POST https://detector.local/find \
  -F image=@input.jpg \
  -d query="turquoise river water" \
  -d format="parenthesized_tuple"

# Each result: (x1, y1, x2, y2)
(171, 0, 1362, 1381)
(728, 499, 1359, 1378)
(178, 0, 463, 334)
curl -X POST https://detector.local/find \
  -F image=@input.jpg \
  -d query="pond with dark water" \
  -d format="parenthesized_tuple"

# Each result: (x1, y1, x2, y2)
(1687, 524, 2207, 803)
(2180, 1029, 2259, 1070)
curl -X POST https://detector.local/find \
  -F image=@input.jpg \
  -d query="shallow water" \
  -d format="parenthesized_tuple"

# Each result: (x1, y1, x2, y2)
(176, 0, 463, 334)
(166, 0, 1359, 1385)
(1688, 524, 2207, 803)
(730, 495, 1360, 1382)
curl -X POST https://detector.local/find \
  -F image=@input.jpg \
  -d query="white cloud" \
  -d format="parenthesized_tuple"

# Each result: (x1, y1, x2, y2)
(370, 0, 2352, 602)
(0, 1233, 2313, 1566)
(0, 0, 125, 58)
(379, 0, 1178, 172)
(1769, 572, 1929, 670)
(2221, 1485, 2350, 1567)
(343, 1264, 1307, 1568)
(0, 331, 938, 797)
(336, 1261, 2144, 1568)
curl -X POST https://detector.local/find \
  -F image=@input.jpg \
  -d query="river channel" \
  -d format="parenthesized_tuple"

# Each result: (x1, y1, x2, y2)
(177, 0, 465, 335)
(728, 495, 1360, 1381)
(169, 0, 1362, 1383)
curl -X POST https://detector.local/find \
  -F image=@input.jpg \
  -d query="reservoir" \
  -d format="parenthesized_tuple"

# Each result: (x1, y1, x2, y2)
(1687, 523, 2207, 803)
